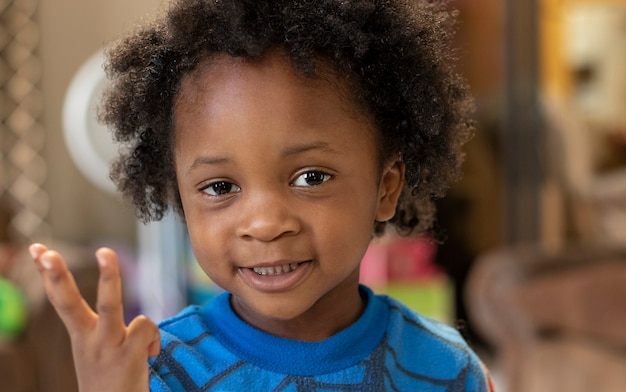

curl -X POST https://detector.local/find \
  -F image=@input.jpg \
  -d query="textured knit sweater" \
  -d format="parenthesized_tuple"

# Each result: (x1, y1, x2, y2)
(149, 286, 491, 391)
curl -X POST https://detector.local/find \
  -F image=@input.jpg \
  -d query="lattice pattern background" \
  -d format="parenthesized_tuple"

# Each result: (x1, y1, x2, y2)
(0, 0, 49, 242)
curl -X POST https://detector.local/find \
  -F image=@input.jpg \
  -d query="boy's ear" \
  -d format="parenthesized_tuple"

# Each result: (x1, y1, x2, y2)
(375, 157, 405, 222)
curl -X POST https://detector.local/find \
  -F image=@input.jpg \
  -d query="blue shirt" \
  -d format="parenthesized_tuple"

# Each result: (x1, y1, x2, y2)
(149, 286, 491, 391)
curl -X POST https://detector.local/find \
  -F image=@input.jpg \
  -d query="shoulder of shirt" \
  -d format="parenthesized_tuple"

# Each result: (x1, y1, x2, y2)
(375, 292, 484, 372)
(376, 293, 467, 345)
(376, 293, 494, 388)
(157, 305, 205, 330)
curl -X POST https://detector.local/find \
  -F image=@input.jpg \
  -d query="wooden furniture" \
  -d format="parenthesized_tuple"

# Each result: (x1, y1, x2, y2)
(466, 245, 626, 392)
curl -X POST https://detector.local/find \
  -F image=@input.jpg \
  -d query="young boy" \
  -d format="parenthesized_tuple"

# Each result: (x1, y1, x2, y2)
(30, 0, 494, 390)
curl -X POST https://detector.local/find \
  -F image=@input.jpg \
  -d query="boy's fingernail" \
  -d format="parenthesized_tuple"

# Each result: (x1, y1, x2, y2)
(39, 254, 53, 270)
(29, 245, 38, 259)
(96, 254, 107, 268)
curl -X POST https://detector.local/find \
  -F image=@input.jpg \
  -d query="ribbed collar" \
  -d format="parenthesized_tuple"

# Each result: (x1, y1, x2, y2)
(200, 285, 388, 376)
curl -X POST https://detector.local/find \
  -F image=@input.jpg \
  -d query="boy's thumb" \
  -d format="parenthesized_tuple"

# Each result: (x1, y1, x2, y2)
(128, 314, 161, 358)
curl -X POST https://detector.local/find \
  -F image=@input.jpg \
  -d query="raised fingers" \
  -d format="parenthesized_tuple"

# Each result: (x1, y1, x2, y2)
(29, 243, 96, 335)
(94, 247, 126, 342)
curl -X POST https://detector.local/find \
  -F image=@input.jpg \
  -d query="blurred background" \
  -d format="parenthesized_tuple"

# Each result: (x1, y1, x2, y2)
(1, 0, 626, 391)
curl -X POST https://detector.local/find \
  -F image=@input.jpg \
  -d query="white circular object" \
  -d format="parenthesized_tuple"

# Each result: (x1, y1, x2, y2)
(62, 50, 118, 195)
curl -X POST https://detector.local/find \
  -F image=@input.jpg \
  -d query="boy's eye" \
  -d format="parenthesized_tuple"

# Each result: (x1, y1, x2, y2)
(292, 170, 332, 187)
(201, 181, 241, 196)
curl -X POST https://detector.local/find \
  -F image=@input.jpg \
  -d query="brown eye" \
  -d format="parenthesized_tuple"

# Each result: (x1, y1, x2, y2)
(202, 181, 241, 196)
(292, 170, 332, 187)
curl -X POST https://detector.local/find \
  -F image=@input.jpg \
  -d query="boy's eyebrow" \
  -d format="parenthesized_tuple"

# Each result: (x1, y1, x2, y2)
(187, 156, 230, 173)
(280, 141, 339, 157)
(187, 142, 339, 173)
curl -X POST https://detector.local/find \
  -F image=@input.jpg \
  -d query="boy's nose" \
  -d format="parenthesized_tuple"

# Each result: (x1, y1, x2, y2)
(235, 190, 301, 242)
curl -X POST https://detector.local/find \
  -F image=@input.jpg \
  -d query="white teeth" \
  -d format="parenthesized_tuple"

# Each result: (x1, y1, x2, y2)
(253, 262, 299, 276)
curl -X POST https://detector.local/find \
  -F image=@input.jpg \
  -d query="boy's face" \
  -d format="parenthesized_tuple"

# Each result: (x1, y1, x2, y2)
(173, 52, 403, 340)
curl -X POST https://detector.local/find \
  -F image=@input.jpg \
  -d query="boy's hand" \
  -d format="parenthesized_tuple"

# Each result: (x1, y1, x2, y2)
(29, 243, 160, 392)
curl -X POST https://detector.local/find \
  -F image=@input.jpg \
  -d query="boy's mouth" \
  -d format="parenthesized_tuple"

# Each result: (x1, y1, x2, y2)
(239, 261, 313, 292)
(252, 262, 301, 276)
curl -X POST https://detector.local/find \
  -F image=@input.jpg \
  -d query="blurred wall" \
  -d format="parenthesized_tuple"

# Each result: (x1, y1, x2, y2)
(541, 0, 626, 100)
(38, 0, 163, 246)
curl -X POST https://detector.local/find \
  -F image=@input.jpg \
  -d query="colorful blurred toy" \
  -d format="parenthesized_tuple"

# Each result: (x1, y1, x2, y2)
(360, 236, 453, 323)
(0, 277, 27, 338)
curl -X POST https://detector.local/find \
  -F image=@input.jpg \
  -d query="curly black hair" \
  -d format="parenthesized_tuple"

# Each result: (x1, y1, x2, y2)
(100, 0, 473, 236)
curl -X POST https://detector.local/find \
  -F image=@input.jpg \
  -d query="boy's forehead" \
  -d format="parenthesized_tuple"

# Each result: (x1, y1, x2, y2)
(176, 50, 372, 124)
(172, 50, 381, 154)
(181, 51, 311, 92)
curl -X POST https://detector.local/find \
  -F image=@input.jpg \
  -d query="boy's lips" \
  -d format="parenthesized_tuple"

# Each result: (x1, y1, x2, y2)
(238, 260, 313, 293)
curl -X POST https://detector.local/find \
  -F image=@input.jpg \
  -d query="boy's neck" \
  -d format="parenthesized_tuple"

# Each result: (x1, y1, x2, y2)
(231, 281, 367, 342)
